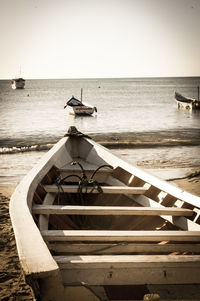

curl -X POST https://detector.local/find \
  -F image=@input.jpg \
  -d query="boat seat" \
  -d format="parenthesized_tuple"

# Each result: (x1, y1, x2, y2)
(41, 229, 200, 242)
(59, 167, 112, 174)
(43, 185, 148, 194)
(48, 241, 200, 255)
(32, 204, 193, 216)
(53, 254, 200, 286)
(58, 167, 113, 182)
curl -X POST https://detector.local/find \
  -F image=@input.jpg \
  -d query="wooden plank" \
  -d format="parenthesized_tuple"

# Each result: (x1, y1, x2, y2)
(144, 185, 161, 202)
(117, 159, 200, 209)
(134, 195, 200, 231)
(33, 205, 193, 216)
(38, 192, 55, 230)
(44, 184, 148, 194)
(41, 230, 200, 242)
(59, 168, 112, 174)
(49, 242, 200, 254)
(54, 254, 200, 285)
(59, 168, 112, 183)
(161, 194, 177, 207)
(54, 254, 200, 267)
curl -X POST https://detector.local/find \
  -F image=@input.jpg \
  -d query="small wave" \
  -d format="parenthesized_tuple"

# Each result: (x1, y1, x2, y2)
(1, 129, 200, 154)
(0, 143, 54, 155)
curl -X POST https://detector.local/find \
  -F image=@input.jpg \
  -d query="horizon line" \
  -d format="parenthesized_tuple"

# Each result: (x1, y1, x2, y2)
(1, 75, 200, 81)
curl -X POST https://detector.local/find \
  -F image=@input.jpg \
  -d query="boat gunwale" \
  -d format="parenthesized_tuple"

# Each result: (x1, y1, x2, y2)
(9, 137, 68, 278)
(87, 138, 200, 210)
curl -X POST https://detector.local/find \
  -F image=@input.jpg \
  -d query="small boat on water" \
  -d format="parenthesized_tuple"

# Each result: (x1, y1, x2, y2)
(64, 89, 97, 116)
(11, 77, 25, 89)
(175, 90, 200, 110)
(10, 127, 200, 301)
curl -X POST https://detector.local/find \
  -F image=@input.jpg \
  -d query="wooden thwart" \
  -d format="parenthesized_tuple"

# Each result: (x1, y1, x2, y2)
(59, 167, 112, 174)
(44, 184, 148, 194)
(33, 204, 193, 216)
(54, 254, 200, 267)
(42, 230, 200, 242)
(49, 242, 200, 254)
(54, 254, 200, 285)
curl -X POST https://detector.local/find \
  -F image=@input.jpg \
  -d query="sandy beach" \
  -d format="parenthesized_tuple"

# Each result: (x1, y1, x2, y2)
(0, 187, 35, 301)
(0, 167, 200, 300)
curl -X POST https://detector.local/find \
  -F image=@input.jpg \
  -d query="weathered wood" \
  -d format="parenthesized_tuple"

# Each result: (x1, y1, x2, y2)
(144, 185, 161, 202)
(54, 254, 200, 285)
(113, 166, 146, 187)
(134, 195, 200, 230)
(10, 132, 200, 301)
(54, 254, 200, 267)
(161, 194, 177, 207)
(49, 242, 200, 254)
(38, 193, 55, 230)
(116, 159, 200, 209)
(44, 184, 148, 194)
(59, 168, 112, 175)
(59, 167, 112, 183)
(33, 205, 193, 216)
(42, 230, 200, 242)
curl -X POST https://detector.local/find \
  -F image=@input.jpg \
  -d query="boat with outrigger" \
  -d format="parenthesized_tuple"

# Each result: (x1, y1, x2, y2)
(175, 87, 200, 110)
(64, 88, 97, 116)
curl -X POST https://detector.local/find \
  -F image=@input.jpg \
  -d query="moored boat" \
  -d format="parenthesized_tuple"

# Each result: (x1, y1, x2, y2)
(64, 89, 97, 116)
(10, 127, 200, 301)
(175, 91, 200, 110)
(11, 77, 25, 89)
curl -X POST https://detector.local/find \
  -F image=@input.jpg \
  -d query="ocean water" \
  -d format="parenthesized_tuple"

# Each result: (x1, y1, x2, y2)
(0, 77, 200, 185)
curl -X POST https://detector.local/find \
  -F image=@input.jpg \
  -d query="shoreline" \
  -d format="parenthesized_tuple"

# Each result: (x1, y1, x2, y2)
(0, 168, 200, 300)
(91, 129, 200, 148)
(1, 128, 200, 154)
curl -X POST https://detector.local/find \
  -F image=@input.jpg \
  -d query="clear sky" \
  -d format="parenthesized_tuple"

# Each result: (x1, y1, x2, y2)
(0, 0, 200, 79)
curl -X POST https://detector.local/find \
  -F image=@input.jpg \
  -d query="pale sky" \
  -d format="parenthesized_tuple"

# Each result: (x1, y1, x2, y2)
(0, 0, 200, 79)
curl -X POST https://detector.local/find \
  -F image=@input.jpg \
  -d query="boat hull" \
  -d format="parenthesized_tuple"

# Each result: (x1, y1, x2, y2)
(65, 96, 97, 115)
(11, 78, 25, 89)
(67, 104, 96, 115)
(177, 100, 193, 110)
(72, 105, 95, 115)
(10, 130, 200, 300)
(175, 92, 200, 110)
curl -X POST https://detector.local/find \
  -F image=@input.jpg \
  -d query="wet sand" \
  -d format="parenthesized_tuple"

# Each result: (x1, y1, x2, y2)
(0, 170, 200, 300)
(90, 129, 200, 148)
(172, 169, 200, 197)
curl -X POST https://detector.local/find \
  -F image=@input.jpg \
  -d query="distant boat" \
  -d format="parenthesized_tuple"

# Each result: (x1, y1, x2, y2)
(175, 90, 200, 110)
(11, 77, 25, 89)
(64, 89, 97, 116)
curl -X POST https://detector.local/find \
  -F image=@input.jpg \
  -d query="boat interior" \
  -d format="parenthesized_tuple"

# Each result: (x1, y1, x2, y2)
(23, 136, 200, 300)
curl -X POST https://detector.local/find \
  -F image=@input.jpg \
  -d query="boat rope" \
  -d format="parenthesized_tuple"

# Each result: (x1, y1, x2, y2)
(71, 161, 113, 197)
(64, 126, 91, 138)
(55, 161, 113, 200)
(54, 162, 113, 227)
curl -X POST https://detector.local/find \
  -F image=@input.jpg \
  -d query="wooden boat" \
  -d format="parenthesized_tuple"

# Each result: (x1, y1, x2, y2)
(10, 127, 200, 301)
(64, 89, 97, 116)
(11, 77, 25, 89)
(175, 91, 200, 110)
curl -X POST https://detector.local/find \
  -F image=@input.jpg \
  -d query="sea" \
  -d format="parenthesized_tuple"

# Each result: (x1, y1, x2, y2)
(0, 77, 200, 185)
